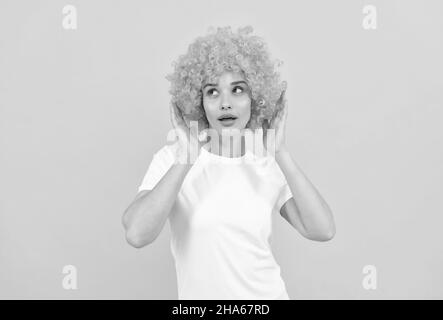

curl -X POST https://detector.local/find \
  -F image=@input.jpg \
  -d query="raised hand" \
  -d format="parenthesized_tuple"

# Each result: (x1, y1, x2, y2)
(169, 103, 208, 164)
(263, 90, 288, 155)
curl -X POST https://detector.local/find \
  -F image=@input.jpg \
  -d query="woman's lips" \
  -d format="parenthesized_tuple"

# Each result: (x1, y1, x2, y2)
(219, 118, 236, 126)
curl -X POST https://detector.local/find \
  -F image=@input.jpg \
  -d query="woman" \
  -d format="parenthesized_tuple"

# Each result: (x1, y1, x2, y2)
(122, 26, 336, 300)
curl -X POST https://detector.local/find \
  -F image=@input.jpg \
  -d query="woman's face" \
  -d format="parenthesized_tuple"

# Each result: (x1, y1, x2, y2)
(202, 71, 252, 134)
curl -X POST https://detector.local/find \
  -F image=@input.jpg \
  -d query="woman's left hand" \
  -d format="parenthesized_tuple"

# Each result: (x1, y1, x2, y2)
(263, 90, 288, 155)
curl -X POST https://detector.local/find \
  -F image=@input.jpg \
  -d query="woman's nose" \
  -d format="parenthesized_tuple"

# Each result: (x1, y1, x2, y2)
(220, 94, 232, 110)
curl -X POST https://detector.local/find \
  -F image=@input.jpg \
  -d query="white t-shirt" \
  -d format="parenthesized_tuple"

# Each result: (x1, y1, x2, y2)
(138, 141, 293, 300)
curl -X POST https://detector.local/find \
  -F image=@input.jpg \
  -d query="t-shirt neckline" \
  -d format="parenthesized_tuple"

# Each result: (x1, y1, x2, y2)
(201, 146, 253, 164)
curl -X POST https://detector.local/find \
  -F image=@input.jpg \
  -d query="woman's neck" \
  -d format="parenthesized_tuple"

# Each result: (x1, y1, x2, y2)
(211, 135, 246, 158)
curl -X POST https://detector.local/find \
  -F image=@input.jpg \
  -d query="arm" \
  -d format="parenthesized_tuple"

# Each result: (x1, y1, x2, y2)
(275, 147, 336, 242)
(123, 102, 207, 249)
(122, 160, 192, 248)
(264, 91, 335, 241)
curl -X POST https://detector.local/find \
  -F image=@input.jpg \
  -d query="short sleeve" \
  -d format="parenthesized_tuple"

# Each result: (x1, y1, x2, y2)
(273, 182, 293, 214)
(138, 144, 176, 192)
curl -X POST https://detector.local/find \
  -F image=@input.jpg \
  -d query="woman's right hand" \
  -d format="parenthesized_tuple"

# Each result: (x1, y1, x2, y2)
(169, 103, 208, 164)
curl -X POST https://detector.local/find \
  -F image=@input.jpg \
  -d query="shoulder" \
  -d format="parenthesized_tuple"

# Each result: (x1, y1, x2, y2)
(266, 155, 287, 185)
(244, 151, 285, 182)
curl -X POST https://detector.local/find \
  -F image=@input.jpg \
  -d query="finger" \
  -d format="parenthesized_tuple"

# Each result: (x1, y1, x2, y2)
(173, 103, 186, 127)
(274, 107, 283, 123)
(282, 102, 288, 120)
(277, 89, 286, 106)
(273, 107, 282, 127)
(274, 107, 285, 128)
(273, 117, 281, 130)
(170, 103, 178, 128)
(279, 101, 287, 119)
(270, 117, 277, 130)
(172, 103, 181, 120)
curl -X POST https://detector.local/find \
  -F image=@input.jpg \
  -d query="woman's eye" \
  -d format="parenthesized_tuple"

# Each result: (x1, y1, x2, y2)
(206, 89, 218, 96)
(233, 86, 244, 94)
(205, 86, 245, 97)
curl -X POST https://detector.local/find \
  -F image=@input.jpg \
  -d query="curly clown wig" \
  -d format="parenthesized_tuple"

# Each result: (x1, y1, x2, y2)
(165, 25, 287, 130)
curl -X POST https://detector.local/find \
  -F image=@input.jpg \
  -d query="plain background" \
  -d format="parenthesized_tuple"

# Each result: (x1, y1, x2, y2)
(1, 0, 442, 299)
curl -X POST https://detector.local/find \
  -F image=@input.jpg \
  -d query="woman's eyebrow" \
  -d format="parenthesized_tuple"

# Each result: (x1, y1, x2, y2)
(203, 81, 248, 90)
(231, 81, 248, 86)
